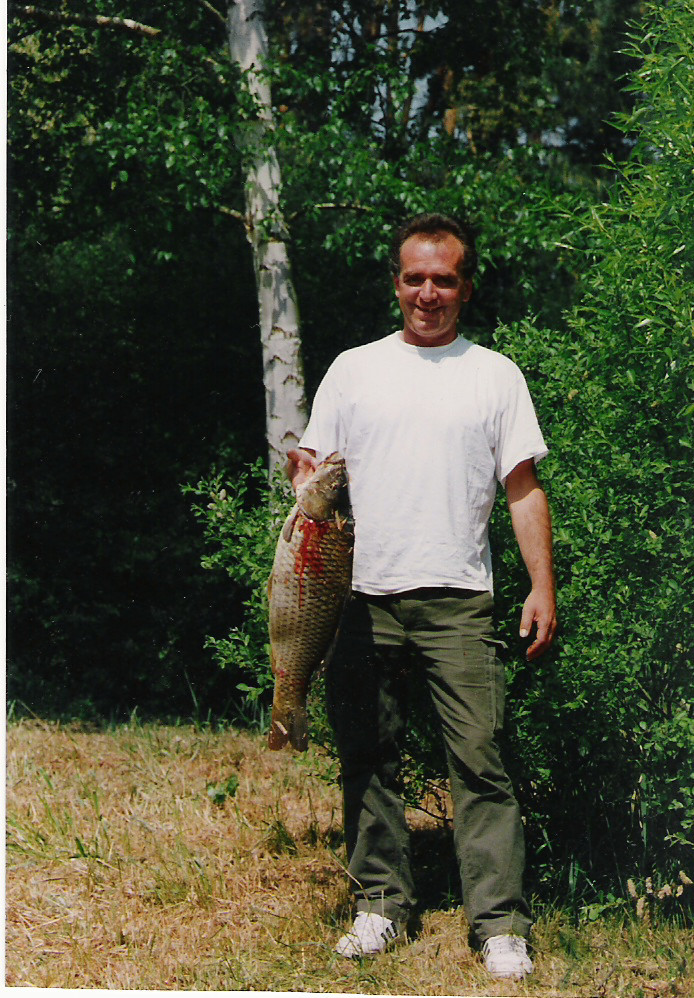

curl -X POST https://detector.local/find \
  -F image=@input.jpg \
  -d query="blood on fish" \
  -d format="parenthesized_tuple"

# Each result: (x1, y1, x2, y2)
(295, 518, 331, 607)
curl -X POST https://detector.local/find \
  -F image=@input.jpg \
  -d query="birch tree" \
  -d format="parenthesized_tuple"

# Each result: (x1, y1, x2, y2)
(227, 0, 307, 473)
(12, 0, 308, 474)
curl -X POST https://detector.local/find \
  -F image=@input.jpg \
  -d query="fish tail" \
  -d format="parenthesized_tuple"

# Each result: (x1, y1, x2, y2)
(268, 704, 309, 752)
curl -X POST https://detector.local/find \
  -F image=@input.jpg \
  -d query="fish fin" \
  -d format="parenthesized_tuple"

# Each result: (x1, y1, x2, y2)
(333, 510, 354, 534)
(289, 709, 309, 751)
(268, 717, 289, 750)
(268, 706, 308, 752)
(281, 506, 300, 542)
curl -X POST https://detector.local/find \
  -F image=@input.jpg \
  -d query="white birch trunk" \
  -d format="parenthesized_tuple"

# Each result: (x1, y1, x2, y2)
(227, 0, 307, 473)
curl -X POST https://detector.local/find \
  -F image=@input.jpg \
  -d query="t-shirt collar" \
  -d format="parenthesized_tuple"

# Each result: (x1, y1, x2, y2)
(394, 330, 465, 357)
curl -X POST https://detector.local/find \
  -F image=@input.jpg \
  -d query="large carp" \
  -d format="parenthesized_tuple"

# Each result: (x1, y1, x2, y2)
(267, 452, 353, 751)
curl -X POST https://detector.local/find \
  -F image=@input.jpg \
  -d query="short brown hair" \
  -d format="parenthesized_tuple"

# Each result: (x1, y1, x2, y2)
(391, 212, 478, 280)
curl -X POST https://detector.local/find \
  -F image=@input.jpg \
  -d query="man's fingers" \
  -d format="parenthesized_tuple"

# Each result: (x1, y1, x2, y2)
(526, 619, 552, 660)
(287, 447, 317, 471)
(519, 598, 535, 639)
(286, 447, 318, 492)
(520, 591, 557, 660)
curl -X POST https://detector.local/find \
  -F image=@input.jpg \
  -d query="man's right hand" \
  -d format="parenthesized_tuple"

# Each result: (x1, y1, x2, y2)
(286, 448, 318, 492)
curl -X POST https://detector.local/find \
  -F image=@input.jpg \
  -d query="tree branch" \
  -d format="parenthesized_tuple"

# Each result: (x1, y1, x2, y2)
(197, 0, 226, 30)
(157, 195, 248, 227)
(287, 202, 374, 222)
(10, 3, 232, 84)
(212, 203, 248, 224)
(11, 5, 162, 38)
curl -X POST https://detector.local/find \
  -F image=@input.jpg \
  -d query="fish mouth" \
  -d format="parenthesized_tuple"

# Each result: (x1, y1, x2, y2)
(296, 452, 349, 520)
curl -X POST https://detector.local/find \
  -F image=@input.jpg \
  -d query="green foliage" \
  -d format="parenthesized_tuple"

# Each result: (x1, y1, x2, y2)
(206, 775, 239, 807)
(7, 3, 264, 719)
(184, 462, 294, 709)
(267, 0, 642, 161)
(490, 0, 694, 887)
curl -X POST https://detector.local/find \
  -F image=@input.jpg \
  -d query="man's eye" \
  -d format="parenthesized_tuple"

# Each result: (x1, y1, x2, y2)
(403, 275, 458, 288)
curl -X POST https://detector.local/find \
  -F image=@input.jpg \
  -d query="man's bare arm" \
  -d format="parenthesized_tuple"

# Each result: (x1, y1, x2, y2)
(286, 447, 318, 492)
(505, 459, 557, 661)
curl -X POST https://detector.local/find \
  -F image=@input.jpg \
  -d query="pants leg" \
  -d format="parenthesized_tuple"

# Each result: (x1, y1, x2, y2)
(403, 589, 532, 944)
(325, 593, 415, 924)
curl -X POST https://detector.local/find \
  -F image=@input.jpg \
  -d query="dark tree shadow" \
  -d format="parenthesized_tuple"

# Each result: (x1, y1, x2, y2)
(409, 822, 463, 936)
(326, 821, 463, 936)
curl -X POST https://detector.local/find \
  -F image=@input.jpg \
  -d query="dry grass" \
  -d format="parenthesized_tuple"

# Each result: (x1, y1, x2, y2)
(5, 718, 693, 995)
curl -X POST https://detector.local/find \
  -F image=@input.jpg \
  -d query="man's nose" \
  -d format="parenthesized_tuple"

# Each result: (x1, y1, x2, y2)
(419, 279, 437, 300)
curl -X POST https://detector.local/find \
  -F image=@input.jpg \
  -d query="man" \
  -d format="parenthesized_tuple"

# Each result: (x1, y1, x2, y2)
(287, 213, 556, 981)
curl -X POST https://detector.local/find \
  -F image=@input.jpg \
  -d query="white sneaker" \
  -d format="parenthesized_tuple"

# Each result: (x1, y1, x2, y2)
(334, 912, 402, 958)
(482, 935, 533, 979)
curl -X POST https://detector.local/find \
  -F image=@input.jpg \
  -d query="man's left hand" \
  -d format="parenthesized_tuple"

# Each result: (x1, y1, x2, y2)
(519, 586, 557, 660)
(506, 459, 557, 661)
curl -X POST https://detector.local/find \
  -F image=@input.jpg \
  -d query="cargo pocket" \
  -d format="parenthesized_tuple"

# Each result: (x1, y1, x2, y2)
(482, 638, 507, 733)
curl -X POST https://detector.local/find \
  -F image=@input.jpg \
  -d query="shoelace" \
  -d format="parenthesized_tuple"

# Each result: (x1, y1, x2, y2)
(487, 936, 517, 947)
(483, 936, 528, 958)
(351, 914, 398, 948)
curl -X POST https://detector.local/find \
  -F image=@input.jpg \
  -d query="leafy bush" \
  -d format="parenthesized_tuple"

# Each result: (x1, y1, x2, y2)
(184, 461, 289, 720)
(491, 0, 694, 890)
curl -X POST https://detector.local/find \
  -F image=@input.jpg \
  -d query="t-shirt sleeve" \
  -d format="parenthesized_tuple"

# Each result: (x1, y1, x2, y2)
(495, 368, 548, 485)
(298, 359, 346, 462)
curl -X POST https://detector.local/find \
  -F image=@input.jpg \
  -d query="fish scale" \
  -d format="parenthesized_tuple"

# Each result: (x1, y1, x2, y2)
(267, 454, 353, 751)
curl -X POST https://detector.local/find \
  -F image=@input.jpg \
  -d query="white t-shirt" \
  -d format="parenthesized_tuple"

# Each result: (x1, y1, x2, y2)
(299, 332, 548, 596)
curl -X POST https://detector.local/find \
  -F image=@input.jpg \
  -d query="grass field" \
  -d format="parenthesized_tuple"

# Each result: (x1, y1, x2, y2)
(5, 718, 693, 995)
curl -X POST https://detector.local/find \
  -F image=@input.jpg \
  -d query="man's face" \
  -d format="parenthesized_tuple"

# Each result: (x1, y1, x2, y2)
(394, 233, 472, 347)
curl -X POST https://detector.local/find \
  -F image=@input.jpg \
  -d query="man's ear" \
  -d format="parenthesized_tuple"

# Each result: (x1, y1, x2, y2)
(462, 279, 473, 302)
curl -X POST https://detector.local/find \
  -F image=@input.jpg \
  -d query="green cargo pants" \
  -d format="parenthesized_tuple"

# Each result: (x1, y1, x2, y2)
(325, 587, 532, 945)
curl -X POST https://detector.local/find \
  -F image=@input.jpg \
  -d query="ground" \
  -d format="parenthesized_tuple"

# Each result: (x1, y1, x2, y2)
(5, 719, 693, 995)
